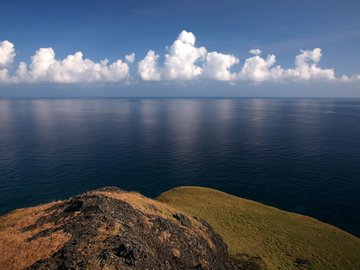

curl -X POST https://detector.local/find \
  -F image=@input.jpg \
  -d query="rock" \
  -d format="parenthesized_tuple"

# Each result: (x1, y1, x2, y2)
(0, 187, 242, 270)
(173, 213, 191, 227)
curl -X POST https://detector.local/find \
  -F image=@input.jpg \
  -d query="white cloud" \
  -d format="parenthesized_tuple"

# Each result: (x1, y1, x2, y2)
(238, 53, 284, 82)
(138, 50, 161, 81)
(0, 68, 10, 83)
(12, 62, 29, 83)
(340, 74, 360, 82)
(0, 40, 15, 68)
(46, 51, 129, 83)
(238, 48, 337, 82)
(284, 48, 336, 81)
(29, 48, 57, 81)
(249, 49, 262, 55)
(0, 40, 15, 83)
(125, 53, 135, 64)
(136, 31, 342, 83)
(163, 30, 207, 80)
(138, 30, 238, 81)
(203, 51, 239, 81)
(1, 46, 129, 84)
(0, 31, 359, 85)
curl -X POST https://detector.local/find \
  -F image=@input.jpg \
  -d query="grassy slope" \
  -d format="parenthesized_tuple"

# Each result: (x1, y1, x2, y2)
(157, 186, 360, 270)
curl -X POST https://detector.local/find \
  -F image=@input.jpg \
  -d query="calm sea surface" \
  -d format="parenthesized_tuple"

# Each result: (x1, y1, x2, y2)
(0, 98, 359, 236)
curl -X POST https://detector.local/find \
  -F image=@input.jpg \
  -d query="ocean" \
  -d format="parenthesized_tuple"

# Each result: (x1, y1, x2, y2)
(0, 98, 359, 236)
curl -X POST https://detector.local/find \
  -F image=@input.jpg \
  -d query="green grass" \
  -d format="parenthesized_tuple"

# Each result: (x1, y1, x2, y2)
(157, 186, 360, 270)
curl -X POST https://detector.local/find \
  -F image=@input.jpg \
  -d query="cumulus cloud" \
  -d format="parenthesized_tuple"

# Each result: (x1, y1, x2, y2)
(47, 52, 129, 83)
(138, 30, 238, 81)
(340, 74, 360, 82)
(237, 48, 337, 82)
(137, 30, 345, 83)
(238, 53, 283, 81)
(0, 30, 359, 84)
(249, 49, 262, 55)
(0, 40, 15, 68)
(163, 30, 207, 80)
(283, 48, 336, 81)
(0, 68, 10, 83)
(28, 48, 57, 81)
(203, 51, 239, 81)
(0, 40, 16, 83)
(0, 45, 129, 84)
(138, 50, 161, 81)
(125, 53, 135, 64)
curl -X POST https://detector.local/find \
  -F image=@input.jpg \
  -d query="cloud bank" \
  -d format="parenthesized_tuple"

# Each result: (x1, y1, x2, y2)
(0, 30, 359, 84)
(138, 30, 340, 83)
(0, 44, 130, 84)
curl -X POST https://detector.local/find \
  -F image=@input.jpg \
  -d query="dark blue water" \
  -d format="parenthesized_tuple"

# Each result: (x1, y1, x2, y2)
(0, 98, 359, 236)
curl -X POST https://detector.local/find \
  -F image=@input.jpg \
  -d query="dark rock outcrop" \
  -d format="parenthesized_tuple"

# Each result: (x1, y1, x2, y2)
(3, 187, 241, 269)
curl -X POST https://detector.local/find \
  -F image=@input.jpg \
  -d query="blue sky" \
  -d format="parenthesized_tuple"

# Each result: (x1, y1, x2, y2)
(1, 0, 360, 97)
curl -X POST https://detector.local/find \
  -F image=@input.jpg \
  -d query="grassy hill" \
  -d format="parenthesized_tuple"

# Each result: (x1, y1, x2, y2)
(157, 186, 360, 270)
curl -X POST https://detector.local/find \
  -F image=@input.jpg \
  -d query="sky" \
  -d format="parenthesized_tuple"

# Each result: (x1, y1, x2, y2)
(1, 0, 360, 97)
